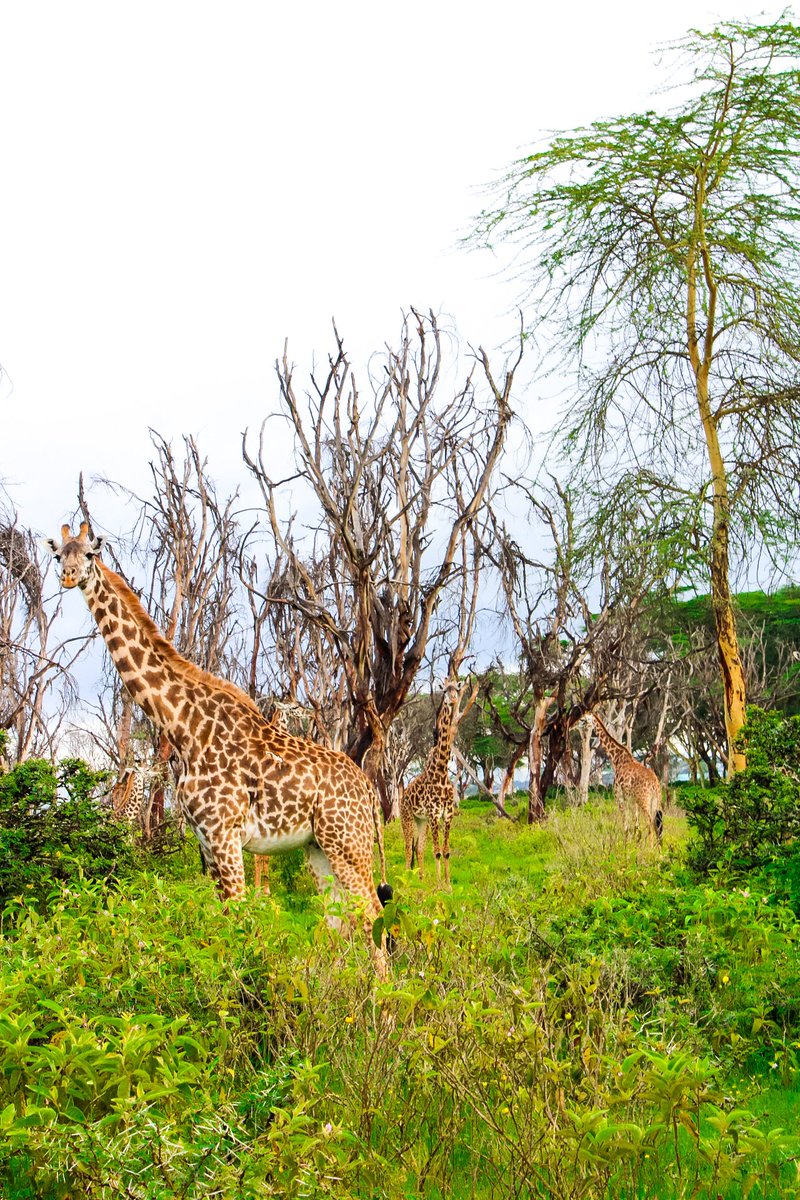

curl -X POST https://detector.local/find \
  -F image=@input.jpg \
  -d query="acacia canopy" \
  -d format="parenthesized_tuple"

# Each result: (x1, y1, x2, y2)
(470, 17, 800, 769)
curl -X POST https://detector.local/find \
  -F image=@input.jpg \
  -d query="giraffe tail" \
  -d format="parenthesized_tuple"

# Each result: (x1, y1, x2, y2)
(371, 786, 393, 905)
(654, 807, 664, 846)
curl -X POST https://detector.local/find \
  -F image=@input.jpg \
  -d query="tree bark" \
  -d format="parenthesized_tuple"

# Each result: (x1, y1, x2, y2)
(688, 175, 747, 773)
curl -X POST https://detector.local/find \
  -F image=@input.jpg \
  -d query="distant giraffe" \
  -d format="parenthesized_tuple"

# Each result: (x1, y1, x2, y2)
(112, 765, 148, 827)
(401, 680, 476, 886)
(591, 711, 663, 846)
(46, 523, 392, 975)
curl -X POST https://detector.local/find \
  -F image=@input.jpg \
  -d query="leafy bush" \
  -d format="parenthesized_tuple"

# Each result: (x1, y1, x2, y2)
(1, 869, 797, 1199)
(0, 757, 140, 910)
(1, 792, 798, 1197)
(684, 708, 800, 874)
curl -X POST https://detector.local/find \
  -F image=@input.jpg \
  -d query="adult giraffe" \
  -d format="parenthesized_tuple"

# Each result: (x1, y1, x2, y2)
(401, 679, 476, 886)
(112, 764, 148, 827)
(46, 523, 392, 973)
(591, 711, 663, 847)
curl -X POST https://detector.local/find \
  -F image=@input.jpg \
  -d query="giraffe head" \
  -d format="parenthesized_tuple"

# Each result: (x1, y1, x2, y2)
(44, 522, 107, 589)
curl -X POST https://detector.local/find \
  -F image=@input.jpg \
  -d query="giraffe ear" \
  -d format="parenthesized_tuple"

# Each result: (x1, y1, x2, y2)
(87, 535, 107, 557)
(42, 537, 61, 558)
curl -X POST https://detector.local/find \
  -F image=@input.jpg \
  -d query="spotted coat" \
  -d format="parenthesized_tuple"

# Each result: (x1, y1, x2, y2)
(591, 712, 663, 847)
(401, 681, 465, 887)
(46, 524, 391, 974)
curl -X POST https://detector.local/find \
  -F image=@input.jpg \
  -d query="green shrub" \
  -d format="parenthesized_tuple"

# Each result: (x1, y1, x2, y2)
(2, 871, 798, 1198)
(684, 708, 800, 874)
(0, 757, 140, 911)
(1, 791, 799, 1197)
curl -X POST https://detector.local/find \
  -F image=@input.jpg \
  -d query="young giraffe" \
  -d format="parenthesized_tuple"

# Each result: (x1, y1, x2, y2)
(46, 524, 392, 974)
(401, 680, 474, 887)
(590, 711, 663, 847)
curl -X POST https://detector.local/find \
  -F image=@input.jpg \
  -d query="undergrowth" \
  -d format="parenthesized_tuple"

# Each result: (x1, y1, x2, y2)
(0, 795, 798, 1197)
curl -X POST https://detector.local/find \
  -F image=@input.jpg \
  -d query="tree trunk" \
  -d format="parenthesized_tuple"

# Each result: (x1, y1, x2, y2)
(576, 719, 593, 805)
(709, 521, 747, 773)
(688, 205, 747, 774)
(527, 697, 553, 823)
(497, 742, 525, 811)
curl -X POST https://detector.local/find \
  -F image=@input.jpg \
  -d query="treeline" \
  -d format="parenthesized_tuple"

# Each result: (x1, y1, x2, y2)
(4, 16, 800, 819)
(1, 354, 798, 823)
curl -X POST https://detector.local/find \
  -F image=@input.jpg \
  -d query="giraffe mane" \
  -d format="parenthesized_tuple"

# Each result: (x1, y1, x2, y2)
(97, 561, 264, 718)
(592, 711, 626, 750)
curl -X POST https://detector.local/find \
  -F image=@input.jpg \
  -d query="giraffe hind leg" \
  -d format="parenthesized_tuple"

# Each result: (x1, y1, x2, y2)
(307, 843, 389, 979)
(305, 845, 349, 932)
(430, 817, 443, 885)
(648, 792, 664, 847)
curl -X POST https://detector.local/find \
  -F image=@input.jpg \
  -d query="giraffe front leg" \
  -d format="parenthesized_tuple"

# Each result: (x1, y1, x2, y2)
(194, 828, 246, 901)
(430, 817, 442, 885)
(441, 813, 453, 889)
(214, 839, 247, 901)
(615, 790, 630, 839)
(401, 805, 415, 871)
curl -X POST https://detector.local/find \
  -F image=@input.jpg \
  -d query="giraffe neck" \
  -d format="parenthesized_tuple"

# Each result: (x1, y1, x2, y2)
(592, 714, 633, 773)
(79, 559, 232, 748)
(426, 707, 457, 780)
(117, 771, 144, 821)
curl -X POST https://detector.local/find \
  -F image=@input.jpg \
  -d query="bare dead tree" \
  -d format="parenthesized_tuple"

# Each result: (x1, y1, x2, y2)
(86, 436, 246, 832)
(483, 476, 682, 821)
(238, 540, 352, 749)
(136, 434, 243, 675)
(242, 311, 522, 808)
(481, 479, 593, 821)
(0, 512, 90, 760)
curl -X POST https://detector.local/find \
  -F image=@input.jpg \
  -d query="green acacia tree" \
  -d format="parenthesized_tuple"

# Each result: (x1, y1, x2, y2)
(470, 17, 800, 772)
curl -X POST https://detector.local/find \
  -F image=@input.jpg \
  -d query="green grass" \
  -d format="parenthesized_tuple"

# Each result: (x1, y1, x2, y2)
(0, 794, 798, 1198)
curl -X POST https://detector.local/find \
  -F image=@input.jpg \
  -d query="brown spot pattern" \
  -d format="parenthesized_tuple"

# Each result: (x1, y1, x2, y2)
(51, 535, 390, 976)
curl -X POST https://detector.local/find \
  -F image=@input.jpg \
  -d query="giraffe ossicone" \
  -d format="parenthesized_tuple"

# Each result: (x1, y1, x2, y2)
(46, 522, 392, 975)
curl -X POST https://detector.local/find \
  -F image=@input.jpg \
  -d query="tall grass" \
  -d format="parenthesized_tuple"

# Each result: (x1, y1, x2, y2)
(1, 796, 798, 1198)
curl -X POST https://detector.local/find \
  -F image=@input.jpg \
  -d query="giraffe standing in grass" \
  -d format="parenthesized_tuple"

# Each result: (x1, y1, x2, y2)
(401, 680, 476, 886)
(112, 765, 148, 827)
(591, 711, 663, 847)
(46, 523, 392, 974)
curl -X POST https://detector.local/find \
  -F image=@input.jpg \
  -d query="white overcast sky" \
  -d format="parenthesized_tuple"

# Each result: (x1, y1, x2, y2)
(2, 0, 762, 541)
